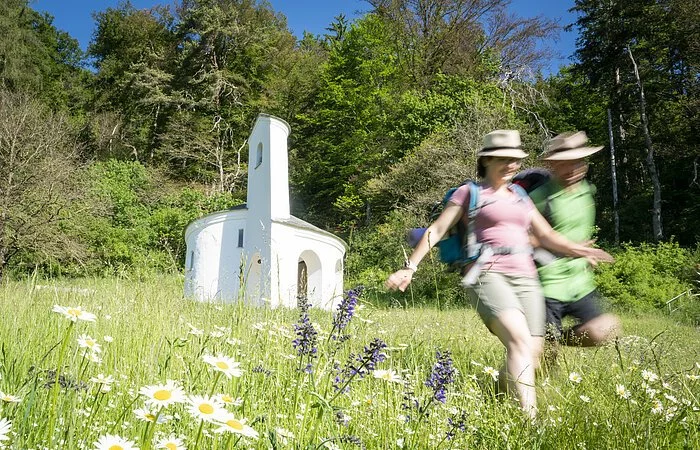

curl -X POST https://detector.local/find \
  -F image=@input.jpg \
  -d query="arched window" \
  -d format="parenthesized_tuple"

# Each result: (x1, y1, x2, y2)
(255, 142, 263, 168)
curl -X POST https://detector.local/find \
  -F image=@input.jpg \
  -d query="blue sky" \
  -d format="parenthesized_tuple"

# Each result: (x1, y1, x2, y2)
(30, 0, 578, 74)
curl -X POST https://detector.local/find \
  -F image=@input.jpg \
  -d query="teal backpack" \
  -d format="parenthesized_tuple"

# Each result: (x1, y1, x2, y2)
(408, 181, 529, 267)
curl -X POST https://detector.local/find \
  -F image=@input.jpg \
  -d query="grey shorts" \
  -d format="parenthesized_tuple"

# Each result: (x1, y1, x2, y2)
(465, 271, 545, 336)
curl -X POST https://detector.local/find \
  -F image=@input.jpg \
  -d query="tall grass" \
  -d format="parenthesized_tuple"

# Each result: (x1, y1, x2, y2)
(0, 276, 698, 449)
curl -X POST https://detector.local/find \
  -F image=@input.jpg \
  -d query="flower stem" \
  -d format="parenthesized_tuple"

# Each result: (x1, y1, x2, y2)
(193, 419, 205, 449)
(46, 321, 74, 444)
(209, 371, 223, 397)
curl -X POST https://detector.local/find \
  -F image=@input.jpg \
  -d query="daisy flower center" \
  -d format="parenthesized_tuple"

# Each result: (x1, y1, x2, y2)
(146, 414, 156, 421)
(226, 419, 244, 430)
(216, 361, 229, 370)
(68, 308, 81, 317)
(108, 446, 125, 450)
(165, 444, 177, 450)
(154, 390, 172, 401)
(199, 403, 215, 414)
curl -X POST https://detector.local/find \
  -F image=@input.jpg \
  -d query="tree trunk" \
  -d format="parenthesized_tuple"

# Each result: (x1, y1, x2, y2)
(607, 108, 620, 245)
(627, 45, 663, 241)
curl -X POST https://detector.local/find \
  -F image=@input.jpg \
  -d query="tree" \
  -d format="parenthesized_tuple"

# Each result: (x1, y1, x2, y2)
(290, 14, 405, 229)
(159, 0, 296, 190)
(88, 1, 178, 161)
(570, 0, 700, 243)
(364, 0, 558, 85)
(0, 0, 88, 111)
(0, 91, 81, 279)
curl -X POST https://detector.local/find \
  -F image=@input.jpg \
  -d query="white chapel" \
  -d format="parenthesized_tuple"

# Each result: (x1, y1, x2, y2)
(184, 114, 347, 310)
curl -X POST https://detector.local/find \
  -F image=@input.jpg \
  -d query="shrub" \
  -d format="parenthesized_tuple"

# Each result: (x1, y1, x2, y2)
(595, 241, 697, 314)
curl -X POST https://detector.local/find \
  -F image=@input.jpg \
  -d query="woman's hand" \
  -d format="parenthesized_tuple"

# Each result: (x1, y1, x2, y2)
(385, 268, 415, 292)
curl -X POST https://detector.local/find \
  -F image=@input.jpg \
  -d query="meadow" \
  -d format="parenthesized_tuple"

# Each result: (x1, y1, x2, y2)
(0, 276, 698, 449)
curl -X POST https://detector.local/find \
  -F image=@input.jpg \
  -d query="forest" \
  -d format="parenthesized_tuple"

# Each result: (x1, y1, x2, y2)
(0, 2, 699, 447)
(0, 0, 698, 303)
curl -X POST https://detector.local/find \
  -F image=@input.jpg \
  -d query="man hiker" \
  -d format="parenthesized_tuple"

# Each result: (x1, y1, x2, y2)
(530, 131, 622, 349)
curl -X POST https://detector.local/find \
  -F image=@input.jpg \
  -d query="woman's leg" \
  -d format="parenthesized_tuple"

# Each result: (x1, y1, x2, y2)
(467, 272, 543, 417)
(488, 309, 538, 418)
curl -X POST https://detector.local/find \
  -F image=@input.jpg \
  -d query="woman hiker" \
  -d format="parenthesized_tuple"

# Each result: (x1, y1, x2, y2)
(385, 129, 614, 418)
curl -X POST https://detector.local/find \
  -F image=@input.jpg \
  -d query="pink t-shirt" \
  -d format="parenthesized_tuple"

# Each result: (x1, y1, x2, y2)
(449, 183, 537, 278)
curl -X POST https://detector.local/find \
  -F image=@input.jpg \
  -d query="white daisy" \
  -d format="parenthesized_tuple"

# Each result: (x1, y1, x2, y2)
(569, 372, 583, 384)
(216, 393, 243, 406)
(52, 305, 97, 322)
(275, 427, 294, 445)
(373, 369, 403, 383)
(202, 354, 243, 379)
(0, 417, 11, 442)
(78, 334, 102, 353)
(104, 335, 114, 343)
(186, 323, 204, 336)
(641, 369, 659, 383)
(139, 380, 186, 408)
(186, 395, 224, 423)
(213, 412, 259, 438)
(83, 351, 103, 364)
(579, 395, 590, 403)
(651, 399, 664, 414)
(0, 391, 21, 403)
(615, 384, 630, 399)
(483, 366, 499, 381)
(663, 393, 679, 404)
(134, 407, 169, 424)
(155, 434, 186, 450)
(93, 434, 139, 450)
(90, 374, 115, 386)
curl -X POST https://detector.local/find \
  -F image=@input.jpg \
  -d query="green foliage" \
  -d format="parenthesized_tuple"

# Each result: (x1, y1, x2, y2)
(595, 242, 698, 314)
(60, 160, 242, 277)
(0, 0, 89, 111)
(292, 14, 404, 228)
(392, 74, 508, 152)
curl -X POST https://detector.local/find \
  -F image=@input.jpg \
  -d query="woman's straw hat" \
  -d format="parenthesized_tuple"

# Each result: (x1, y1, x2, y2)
(477, 130, 528, 158)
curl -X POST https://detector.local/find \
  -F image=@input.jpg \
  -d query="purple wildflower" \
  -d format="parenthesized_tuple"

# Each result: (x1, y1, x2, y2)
(425, 349, 455, 404)
(331, 287, 363, 340)
(292, 296, 318, 373)
(332, 338, 387, 393)
(445, 410, 468, 441)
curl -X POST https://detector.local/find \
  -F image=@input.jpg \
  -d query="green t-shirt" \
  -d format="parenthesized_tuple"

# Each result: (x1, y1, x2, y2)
(529, 179, 597, 302)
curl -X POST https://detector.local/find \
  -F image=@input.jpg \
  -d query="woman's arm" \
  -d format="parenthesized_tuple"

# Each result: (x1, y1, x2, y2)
(530, 209, 614, 265)
(385, 203, 464, 292)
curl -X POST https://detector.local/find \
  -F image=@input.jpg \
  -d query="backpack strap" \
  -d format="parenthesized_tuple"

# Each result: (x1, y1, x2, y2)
(464, 182, 481, 261)
(508, 182, 529, 199)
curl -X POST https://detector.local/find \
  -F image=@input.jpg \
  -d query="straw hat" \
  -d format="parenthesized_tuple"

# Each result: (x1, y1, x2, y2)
(541, 131, 603, 160)
(477, 130, 528, 158)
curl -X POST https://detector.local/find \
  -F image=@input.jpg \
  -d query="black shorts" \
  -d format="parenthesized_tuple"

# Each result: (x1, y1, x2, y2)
(545, 290, 603, 341)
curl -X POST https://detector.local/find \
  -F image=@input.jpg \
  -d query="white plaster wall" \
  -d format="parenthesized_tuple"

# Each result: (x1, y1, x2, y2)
(184, 211, 247, 302)
(270, 222, 345, 310)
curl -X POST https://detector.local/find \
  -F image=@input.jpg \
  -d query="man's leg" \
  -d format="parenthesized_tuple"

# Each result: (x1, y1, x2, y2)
(563, 290, 622, 347)
(544, 299, 565, 363)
